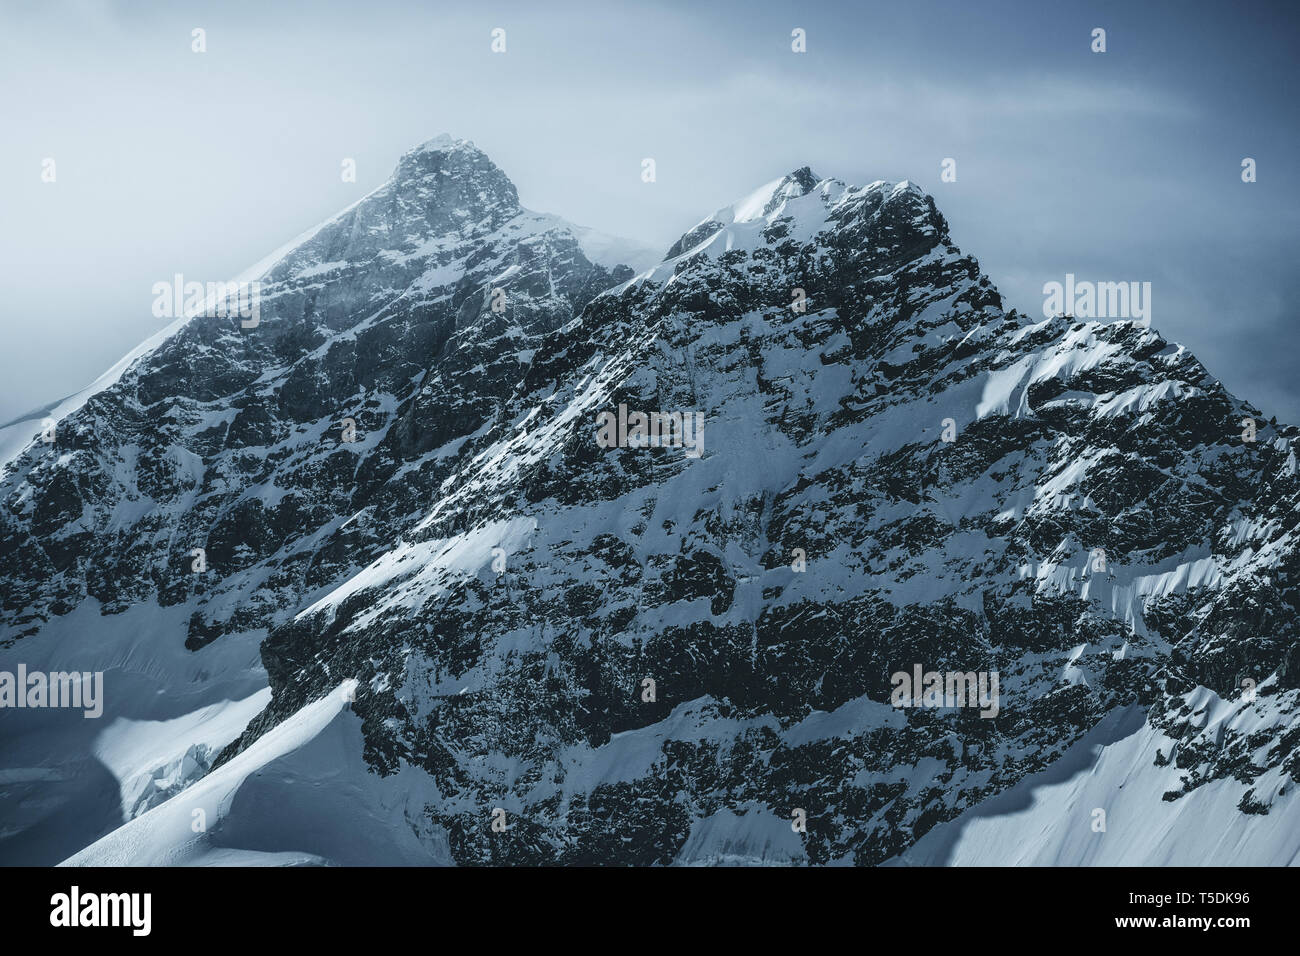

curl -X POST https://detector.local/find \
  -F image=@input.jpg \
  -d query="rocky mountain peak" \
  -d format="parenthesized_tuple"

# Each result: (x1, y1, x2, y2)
(387, 133, 521, 227)
(4, 137, 1299, 869)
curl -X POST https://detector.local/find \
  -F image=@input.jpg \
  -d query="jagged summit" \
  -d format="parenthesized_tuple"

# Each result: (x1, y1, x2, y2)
(785, 165, 820, 191)
(719, 168, 828, 224)
(393, 133, 488, 177)
(650, 168, 950, 294)
(760, 166, 820, 215)
(387, 134, 520, 224)
(405, 132, 464, 153)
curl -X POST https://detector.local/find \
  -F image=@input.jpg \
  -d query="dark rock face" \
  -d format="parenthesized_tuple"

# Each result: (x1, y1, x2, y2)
(4, 147, 1299, 866)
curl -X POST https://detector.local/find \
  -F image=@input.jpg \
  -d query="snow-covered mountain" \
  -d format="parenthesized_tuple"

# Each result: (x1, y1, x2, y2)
(3, 137, 1298, 866)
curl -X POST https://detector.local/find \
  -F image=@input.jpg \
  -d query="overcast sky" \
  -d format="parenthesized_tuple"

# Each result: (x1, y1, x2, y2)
(1, 0, 1297, 423)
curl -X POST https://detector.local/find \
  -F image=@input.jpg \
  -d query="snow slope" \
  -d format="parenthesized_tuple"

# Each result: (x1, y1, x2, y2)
(890, 691, 1300, 866)
(64, 681, 449, 866)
